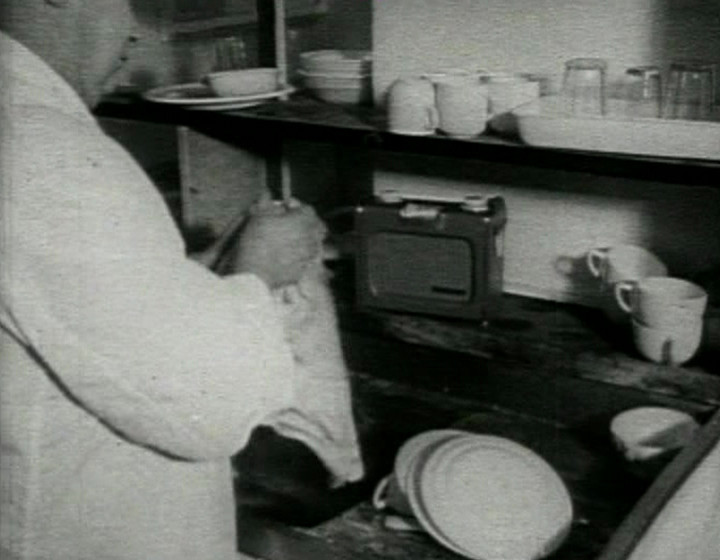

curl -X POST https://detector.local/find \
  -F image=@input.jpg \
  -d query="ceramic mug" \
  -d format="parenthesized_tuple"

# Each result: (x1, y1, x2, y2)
(632, 316, 703, 365)
(434, 78, 488, 138)
(372, 473, 413, 516)
(387, 77, 439, 136)
(586, 244, 668, 286)
(615, 277, 708, 327)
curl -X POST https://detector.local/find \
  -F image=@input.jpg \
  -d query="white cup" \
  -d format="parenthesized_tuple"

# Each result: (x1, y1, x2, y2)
(632, 316, 703, 365)
(586, 244, 667, 286)
(434, 79, 488, 138)
(615, 277, 708, 327)
(387, 78, 439, 136)
(372, 473, 413, 516)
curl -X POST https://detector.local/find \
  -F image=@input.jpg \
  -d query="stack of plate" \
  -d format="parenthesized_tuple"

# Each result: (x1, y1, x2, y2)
(394, 430, 574, 560)
(298, 50, 372, 105)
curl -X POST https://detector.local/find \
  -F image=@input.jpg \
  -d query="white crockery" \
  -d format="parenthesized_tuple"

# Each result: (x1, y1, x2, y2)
(615, 277, 708, 327)
(205, 67, 280, 97)
(435, 80, 488, 138)
(373, 430, 467, 518)
(387, 77, 439, 135)
(299, 49, 371, 74)
(416, 435, 573, 560)
(610, 407, 699, 462)
(372, 474, 413, 516)
(394, 430, 467, 495)
(586, 244, 667, 286)
(299, 70, 371, 105)
(632, 316, 703, 365)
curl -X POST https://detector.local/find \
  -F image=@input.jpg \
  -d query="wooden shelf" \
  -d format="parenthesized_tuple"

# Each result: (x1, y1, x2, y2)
(96, 93, 720, 188)
(338, 295, 720, 415)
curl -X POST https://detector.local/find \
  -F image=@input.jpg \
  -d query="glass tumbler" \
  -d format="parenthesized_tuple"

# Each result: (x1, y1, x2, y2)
(563, 58, 608, 116)
(624, 66, 661, 118)
(212, 36, 248, 72)
(662, 61, 716, 121)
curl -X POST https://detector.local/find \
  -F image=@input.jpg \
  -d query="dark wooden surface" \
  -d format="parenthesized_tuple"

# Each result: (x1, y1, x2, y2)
(235, 288, 718, 560)
(238, 365, 716, 560)
(95, 94, 720, 187)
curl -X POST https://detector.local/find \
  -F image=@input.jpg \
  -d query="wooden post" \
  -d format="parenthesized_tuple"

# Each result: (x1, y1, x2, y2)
(256, 0, 291, 202)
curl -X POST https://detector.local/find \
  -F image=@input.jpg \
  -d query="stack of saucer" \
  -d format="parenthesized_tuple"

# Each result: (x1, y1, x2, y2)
(298, 50, 372, 105)
(374, 430, 573, 560)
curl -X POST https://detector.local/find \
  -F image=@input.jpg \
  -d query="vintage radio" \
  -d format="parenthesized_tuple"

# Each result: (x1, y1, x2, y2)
(355, 191, 507, 320)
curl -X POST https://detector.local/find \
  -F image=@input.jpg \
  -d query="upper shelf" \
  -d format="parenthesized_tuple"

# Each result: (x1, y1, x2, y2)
(95, 93, 720, 187)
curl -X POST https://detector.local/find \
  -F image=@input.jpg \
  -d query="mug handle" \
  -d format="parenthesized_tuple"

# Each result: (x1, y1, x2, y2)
(425, 105, 440, 132)
(586, 248, 607, 278)
(372, 475, 391, 511)
(614, 280, 635, 314)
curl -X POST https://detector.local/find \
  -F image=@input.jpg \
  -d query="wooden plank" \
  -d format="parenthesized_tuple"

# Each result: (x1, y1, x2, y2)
(338, 293, 720, 409)
(257, 0, 278, 68)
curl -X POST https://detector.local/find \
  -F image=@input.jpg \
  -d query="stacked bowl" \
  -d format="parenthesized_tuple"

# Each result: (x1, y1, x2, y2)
(299, 49, 372, 105)
(373, 430, 574, 560)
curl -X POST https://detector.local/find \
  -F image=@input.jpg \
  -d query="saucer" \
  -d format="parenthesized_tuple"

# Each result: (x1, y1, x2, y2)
(142, 83, 294, 111)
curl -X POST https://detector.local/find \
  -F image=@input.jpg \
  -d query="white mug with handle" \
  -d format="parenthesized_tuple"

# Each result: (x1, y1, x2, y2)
(614, 277, 708, 326)
(586, 244, 667, 286)
(387, 78, 439, 136)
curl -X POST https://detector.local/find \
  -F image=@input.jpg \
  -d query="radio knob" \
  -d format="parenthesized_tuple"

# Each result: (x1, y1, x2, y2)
(461, 195, 489, 213)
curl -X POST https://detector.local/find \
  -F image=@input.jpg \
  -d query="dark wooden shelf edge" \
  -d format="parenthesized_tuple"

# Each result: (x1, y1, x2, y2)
(336, 293, 720, 416)
(95, 95, 720, 187)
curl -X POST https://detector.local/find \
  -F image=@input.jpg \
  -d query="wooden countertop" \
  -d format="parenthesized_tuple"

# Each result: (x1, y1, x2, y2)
(237, 404, 720, 560)
(235, 273, 719, 560)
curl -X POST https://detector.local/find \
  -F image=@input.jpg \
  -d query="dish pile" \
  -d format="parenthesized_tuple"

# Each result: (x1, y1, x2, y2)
(375, 430, 574, 560)
(298, 50, 372, 105)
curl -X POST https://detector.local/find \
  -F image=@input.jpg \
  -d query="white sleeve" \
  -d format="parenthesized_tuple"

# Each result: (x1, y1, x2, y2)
(3, 113, 297, 460)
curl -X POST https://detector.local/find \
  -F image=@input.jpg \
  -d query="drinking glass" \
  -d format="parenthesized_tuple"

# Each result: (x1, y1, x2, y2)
(562, 58, 607, 116)
(662, 61, 716, 121)
(212, 36, 248, 72)
(624, 66, 661, 118)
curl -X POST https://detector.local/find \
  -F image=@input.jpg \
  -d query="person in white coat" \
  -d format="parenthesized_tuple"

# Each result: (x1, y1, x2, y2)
(0, 0, 362, 558)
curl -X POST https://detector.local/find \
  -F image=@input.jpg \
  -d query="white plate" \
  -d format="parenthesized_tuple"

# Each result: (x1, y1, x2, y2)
(422, 435, 573, 560)
(514, 96, 720, 160)
(406, 436, 473, 558)
(142, 83, 295, 110)
(394, 430, 467, 494)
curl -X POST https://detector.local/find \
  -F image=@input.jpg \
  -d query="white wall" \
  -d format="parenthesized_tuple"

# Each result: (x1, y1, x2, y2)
(374, 155, 720, 305)
(373, 0, 720, 305)
(373, 0, 720, 102)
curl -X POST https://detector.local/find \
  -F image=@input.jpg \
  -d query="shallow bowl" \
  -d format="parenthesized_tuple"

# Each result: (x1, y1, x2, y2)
(205, 67, 280, 98)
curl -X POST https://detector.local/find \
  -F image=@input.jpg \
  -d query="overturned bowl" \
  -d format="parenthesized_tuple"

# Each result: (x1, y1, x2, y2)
(205, 67, 280, 97)
(610, 407, 699, 478)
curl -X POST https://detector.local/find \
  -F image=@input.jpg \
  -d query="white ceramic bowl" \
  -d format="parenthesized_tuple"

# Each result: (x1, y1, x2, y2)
(299, 49, 371, 75)
(610, 406, 699, 479)
(205, 67, 280, 98)
(610, 407, 698, 461)
(299, 70, 371, 105)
